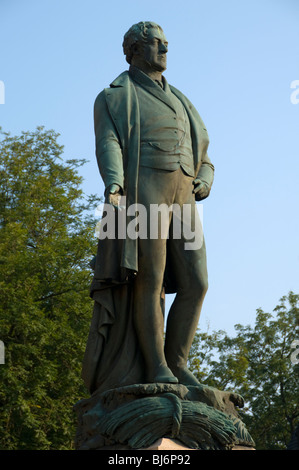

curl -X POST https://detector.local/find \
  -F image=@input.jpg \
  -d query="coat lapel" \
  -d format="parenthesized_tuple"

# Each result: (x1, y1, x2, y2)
(129, 66, 176, 113)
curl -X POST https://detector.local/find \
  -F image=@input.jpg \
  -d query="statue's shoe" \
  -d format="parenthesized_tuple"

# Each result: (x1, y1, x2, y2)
(170, 366, 200, 386)
(153, 374, 179, 384)
(147, 365, 179, 384)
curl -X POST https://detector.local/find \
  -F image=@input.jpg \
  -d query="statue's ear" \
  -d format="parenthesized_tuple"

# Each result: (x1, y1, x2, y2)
(132, 41, 142, 57)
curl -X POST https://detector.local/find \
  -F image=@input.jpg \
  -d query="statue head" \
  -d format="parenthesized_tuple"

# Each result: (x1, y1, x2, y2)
(123, 21, 168, 73)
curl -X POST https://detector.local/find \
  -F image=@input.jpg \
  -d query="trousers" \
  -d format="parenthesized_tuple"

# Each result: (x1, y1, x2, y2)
(133, 166, 208, 382)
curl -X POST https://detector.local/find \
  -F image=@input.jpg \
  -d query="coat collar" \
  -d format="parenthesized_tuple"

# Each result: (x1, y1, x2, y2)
(109, 68, 177, 114)
(109, 71, 130, 88)
(126, 66, 176, 113)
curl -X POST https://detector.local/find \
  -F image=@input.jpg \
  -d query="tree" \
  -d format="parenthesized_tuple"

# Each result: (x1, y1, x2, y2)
(188, 292, 299, 449)
(0, 127, 99, 449)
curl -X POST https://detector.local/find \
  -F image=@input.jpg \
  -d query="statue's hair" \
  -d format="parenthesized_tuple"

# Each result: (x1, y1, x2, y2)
(122, 21, 163, 64)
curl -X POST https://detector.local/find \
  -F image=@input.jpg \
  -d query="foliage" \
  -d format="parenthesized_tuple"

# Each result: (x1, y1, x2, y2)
(0, 127, 99, 449)
(188, 292, 299, 450)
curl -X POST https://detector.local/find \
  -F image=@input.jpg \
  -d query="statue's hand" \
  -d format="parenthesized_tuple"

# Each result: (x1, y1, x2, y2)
(192, 179, 210, 201)
(105, 184, 123, 210)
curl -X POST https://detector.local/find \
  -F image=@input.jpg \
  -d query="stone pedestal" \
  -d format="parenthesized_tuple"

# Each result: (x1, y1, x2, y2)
(143, 438, 254, 450)
(143, 438, 195, 450)
(74, 383, 255, 451)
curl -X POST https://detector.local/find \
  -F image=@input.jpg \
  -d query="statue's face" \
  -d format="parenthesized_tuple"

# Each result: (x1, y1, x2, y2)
(138, 28, 168, 72)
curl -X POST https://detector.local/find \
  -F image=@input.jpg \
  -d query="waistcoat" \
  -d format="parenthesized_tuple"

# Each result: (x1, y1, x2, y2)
(130, 67, 195, 177)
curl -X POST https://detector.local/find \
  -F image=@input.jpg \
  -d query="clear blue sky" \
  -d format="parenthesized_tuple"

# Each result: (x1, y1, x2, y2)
(1, 0, 298, 335)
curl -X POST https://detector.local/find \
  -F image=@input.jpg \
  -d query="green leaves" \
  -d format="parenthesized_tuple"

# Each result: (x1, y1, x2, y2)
(188, 292, 299, 449)
(0, 127, 100, 449)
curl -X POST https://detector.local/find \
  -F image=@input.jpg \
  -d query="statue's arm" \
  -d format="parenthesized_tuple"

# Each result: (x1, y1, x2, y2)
(94, 91, 124, 205)
(193, 152, 215, 201)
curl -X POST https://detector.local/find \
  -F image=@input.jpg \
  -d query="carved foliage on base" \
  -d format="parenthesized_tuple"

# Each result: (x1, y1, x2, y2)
(74, 383, 255, 450)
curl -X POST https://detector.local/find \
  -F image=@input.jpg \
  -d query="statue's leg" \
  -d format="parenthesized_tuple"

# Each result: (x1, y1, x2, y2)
(133, 167, 179, 384)
(133, 239, 178, 383)
(164, 171, 208, 385)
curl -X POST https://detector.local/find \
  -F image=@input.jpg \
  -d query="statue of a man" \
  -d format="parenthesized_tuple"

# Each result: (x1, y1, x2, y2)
(86, 21, 214, 391)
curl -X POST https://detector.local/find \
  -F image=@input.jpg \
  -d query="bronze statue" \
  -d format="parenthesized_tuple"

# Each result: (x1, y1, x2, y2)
(75, 22, 256, 451)
(82, 20, 214, 393)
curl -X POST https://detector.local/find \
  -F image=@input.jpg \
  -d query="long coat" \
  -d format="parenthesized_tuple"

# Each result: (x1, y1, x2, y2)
(91, 70, 214, 289)
(83, 72, 214, 393)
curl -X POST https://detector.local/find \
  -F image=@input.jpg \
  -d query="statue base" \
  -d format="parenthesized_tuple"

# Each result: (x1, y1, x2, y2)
(74, 383, 255, 451)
